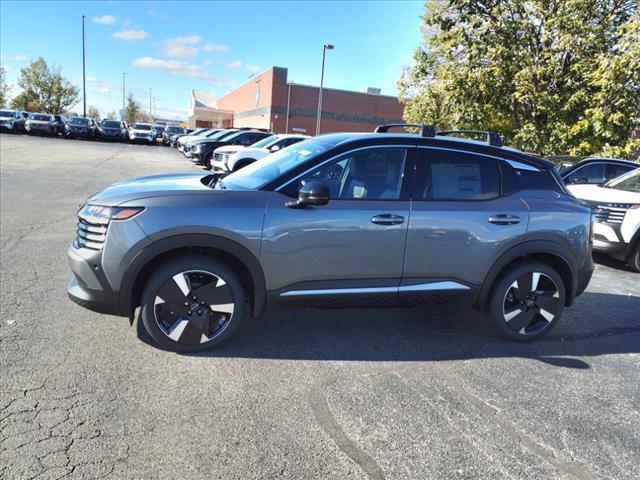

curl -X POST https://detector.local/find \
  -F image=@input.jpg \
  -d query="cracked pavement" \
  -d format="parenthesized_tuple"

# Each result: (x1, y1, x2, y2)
(1, 134, 639, 479)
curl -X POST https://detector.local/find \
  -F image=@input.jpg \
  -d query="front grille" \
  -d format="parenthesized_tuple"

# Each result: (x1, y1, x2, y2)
(594, 205, 627, 224)
(213, 152, 229, 163)
(76, 217, 108, 250)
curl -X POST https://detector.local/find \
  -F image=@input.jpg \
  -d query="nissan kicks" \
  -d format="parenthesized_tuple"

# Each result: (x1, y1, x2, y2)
(67, 124, 594, 352)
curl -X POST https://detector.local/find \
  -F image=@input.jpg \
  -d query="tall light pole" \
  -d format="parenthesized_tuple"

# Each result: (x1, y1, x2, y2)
(81, 15, 86, 117)
(315, 44, 333, 136)
(149, 88, 152, 120)
(285, 81, 292, 134)
(122, 72, 126, 113)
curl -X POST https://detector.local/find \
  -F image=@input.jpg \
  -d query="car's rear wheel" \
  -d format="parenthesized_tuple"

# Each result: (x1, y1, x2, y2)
(140, 256, 246, 352)
(627, 244, 640, 273)
(488, 261, 565, 341)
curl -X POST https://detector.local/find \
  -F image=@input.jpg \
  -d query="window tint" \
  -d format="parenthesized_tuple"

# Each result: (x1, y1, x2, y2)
(414, 149, 500, 201)
(606, 164, 634, 181)
(566, 163, 606, 184)
(284, 147, 407, 200)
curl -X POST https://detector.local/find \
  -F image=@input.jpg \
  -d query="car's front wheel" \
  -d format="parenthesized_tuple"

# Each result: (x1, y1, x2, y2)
(487, 261, 565, 341)
(140, 255, 246, 352)
(627, 244, 640, 273)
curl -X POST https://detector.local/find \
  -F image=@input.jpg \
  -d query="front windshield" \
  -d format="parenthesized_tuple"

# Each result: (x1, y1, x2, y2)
(220, 138, 332, 190)
(605, 169, 640, 192)
(0, 110, 14, 118)
(132, 124, 152, 130)
(205, 130, 228, 139)
(69, 117, 90, 125)
(102, 120, 122, 128)
(32, 114, 51, 121)
(251, 136, 280, 149)
(167, 126, 182, 133)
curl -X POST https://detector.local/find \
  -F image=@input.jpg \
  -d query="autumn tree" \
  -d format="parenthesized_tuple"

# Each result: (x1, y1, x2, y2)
(10, 57, 79, 113)
(399, 0, 639, 158)
(87, 105, 101, 121)
(0, 65, 9, 107)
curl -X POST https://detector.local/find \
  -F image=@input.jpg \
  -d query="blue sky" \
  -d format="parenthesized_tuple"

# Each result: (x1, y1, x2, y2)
(0, 0, 423, 120)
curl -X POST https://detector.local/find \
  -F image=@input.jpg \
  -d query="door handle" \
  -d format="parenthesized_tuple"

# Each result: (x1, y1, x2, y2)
(488, 214, 520, 225)
(371, 214, 405, 225)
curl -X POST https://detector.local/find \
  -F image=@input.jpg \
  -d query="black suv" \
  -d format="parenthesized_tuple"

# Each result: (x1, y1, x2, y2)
(191, 129, 273, 169)
(52, 115, 67, 136)
(67, 124, 594, 352)
(162, 125, 185, 145)
(99, 119, 128, 141)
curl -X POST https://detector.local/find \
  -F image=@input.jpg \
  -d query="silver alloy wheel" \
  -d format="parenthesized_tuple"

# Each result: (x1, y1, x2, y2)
(153, 270, 235, 344)
(502, 271, 560, 336)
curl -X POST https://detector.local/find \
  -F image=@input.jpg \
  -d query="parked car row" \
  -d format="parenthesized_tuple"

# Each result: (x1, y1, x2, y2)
(170, 126, 310, 171)
(0, 108, 188, 144)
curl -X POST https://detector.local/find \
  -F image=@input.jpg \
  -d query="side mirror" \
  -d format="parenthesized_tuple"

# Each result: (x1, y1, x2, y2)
(270, 145, 281, 152)
(286, 181, 330, 209)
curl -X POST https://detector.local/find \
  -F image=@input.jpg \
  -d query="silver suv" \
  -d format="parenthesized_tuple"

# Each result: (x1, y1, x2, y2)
(67, 125, 594, 352)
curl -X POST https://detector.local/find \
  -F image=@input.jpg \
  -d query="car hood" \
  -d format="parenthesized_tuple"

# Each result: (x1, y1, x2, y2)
(87, 172, 220, 206)
(29, 120, 51, 125)
(215, 145, 245, 154)
(232, 146, 269, 157)
(131, 129, 153, 134)
(567, 184, 640, 204)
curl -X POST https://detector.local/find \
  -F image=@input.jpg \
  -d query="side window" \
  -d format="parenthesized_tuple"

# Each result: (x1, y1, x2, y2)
(414, 149, 500, 201)
(606, 164, 634, 182)
(282, 147, 408, 200)
(566, 163, 606, 184)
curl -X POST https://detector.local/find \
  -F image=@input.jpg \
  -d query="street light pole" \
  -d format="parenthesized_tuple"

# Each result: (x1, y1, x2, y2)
(315, 44, 333, 136)
(122, 72, 126, 113)
(149, 88, 152, 120)
(81, 15, 86, 117)
(285, 81, 292, 134)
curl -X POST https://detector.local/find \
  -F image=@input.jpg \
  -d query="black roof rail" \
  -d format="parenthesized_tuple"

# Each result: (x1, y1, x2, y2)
(437, 130, 503, 147)
(374, 123, 436, 138)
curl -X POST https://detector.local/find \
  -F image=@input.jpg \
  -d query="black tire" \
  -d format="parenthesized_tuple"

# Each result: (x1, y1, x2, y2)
(233, 160, 253, 172)
(140, 255, 246, 352)
(203, 152, 213, 170)
(487, 260, 565, 341)
(12, 124, 19, 134)
(626, 244, 640, 273)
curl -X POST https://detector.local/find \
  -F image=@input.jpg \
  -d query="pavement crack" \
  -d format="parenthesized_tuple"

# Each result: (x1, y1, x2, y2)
(432, 364, 599, 480)
(309, 377, 386, 480)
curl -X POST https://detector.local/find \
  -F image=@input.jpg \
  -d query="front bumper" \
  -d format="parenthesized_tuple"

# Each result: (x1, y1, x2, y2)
(67, 246, 120, 316)
(0, 123, 16, 132)
(592, 222, 628, 259)
(211, 159, 230, 173)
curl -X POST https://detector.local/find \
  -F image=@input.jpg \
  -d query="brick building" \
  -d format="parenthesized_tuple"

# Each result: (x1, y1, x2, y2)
(187, 66, 404, 134)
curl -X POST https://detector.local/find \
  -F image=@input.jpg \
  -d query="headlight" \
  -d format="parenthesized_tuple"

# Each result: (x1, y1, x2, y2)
(193, 144, 202, 152)
(79, 204, 145, 224)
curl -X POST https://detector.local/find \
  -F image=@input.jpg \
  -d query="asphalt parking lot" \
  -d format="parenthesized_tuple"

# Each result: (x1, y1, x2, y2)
(1, 134, 639, 480)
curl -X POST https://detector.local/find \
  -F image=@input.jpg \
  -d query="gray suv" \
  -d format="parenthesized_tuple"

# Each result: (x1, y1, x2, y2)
(67, 125, 594, 352)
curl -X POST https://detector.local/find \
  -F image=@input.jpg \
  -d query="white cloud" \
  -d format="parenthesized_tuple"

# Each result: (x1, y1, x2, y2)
(132, 56, 234, 86)
(162, 35, 201, 58)
(148, 7, 172, 20)
(225, 60, 260, 73)
(92, 14, 117, 25)
(202, 42, 229, 53)
(1, 54, 28, 62)
(112, 29, 148, 41)
(225, 60, 242, 69)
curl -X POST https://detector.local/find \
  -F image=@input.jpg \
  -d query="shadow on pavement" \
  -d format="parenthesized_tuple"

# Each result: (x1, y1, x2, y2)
(136, 291, 640, 367)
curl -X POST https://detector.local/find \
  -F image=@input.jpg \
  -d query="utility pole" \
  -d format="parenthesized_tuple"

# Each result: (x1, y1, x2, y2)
(81, 15, 86, 117)
(285, 82, 292, 134)
(122, 72, 126, 113)
(149, 88, 152, 121)
(315, 44, 333, 135)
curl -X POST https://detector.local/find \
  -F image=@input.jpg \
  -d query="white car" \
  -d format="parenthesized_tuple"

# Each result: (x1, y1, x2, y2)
(128, 123, 156, 144)
(567, 168, 640, 271)
(211, 134, 309, 174)
(176, 128, 219, 152)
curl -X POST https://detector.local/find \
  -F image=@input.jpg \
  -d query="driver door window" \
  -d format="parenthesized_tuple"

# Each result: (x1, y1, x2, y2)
(283, 147, 408, 200)
(566, 163, 606, 184)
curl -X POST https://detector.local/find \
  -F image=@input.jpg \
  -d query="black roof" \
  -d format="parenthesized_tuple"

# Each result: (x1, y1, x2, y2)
(313, 132, 555, 171)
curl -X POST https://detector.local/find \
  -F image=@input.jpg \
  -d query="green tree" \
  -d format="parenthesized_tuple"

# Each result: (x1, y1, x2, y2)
(10, 57, 79, 114)
(399, 1, 640, 158)
(0, 65, 9, 108)
(87, 105, 101, 121)
(124, 92, 141, 125)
